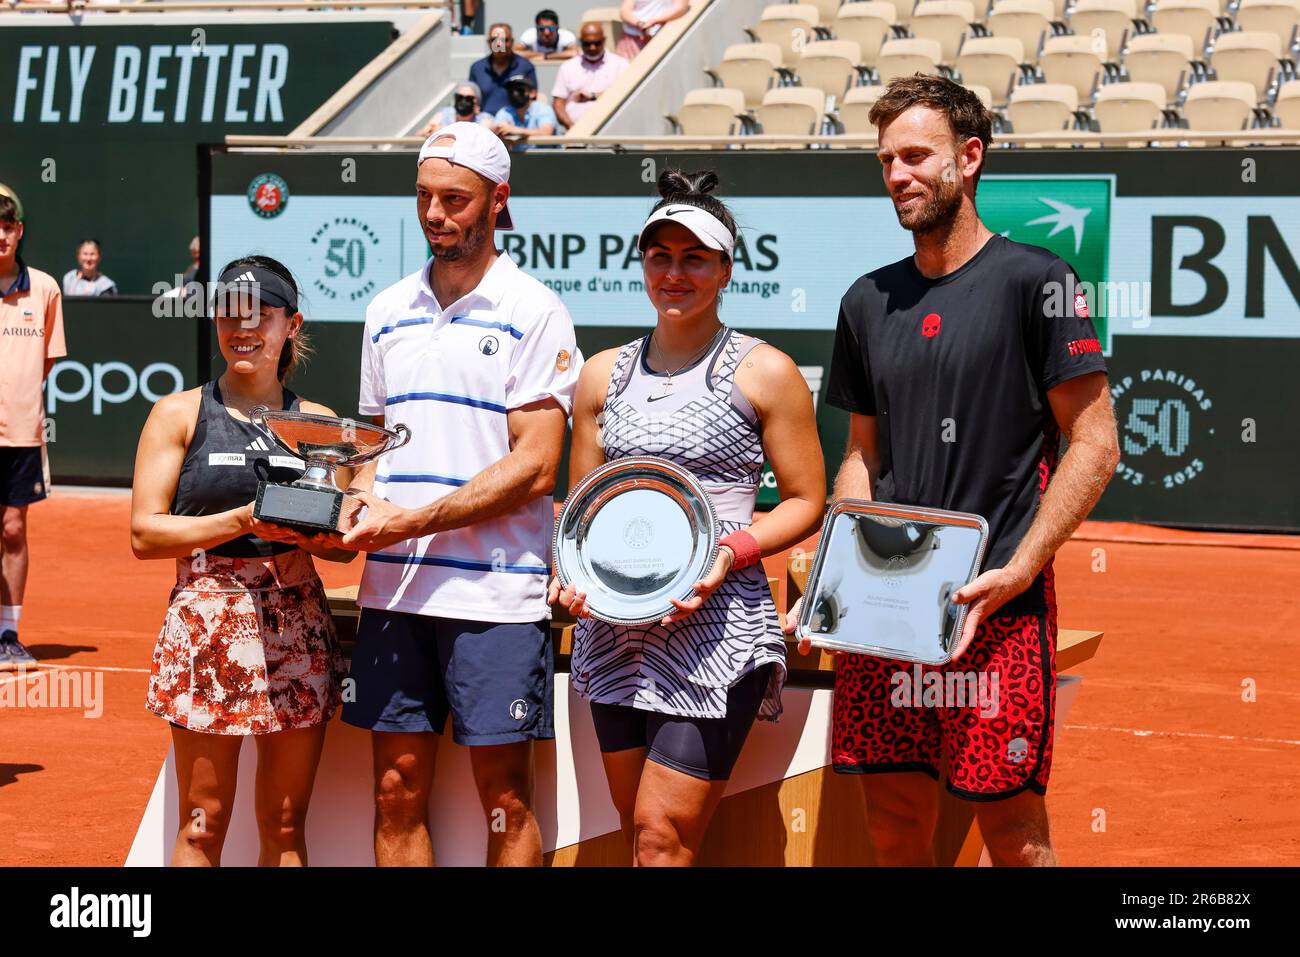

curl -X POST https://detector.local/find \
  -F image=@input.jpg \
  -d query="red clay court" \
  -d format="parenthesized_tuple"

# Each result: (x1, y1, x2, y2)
(2, 491, 1298, 867)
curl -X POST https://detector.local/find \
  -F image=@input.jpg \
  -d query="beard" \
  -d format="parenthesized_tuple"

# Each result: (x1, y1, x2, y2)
(893, 170, 963, 234)
(431, 206, 491, 261)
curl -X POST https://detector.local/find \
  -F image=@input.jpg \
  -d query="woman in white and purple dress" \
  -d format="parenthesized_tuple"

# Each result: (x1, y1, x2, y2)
(551, 169, 825, 865)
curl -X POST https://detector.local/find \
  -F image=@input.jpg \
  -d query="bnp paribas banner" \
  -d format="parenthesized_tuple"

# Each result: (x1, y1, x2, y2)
(0, 21, 397, 295)
(210, 171, 1122, 346)
(203, 149, 1300, 529)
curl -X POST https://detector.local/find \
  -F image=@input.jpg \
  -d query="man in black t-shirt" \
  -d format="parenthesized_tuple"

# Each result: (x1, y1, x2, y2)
(787, 76, 1119, 866)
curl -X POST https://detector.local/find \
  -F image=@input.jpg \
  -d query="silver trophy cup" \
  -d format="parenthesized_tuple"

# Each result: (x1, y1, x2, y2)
(248, 407, 411, 533)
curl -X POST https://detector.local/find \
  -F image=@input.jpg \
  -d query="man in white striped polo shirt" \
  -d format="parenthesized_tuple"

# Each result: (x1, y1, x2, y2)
(339, 122, 581, 866)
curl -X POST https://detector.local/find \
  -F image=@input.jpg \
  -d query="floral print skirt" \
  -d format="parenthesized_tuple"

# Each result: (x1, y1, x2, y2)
(146, 549, 344, 735)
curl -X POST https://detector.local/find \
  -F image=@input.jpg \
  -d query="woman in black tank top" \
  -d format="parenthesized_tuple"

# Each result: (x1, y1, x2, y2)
(130, 256, 355, 867)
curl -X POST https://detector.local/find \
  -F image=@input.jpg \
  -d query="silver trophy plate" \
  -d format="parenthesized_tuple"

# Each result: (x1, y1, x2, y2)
(554, 456, 720, 626)
(797, 500, 989, 664)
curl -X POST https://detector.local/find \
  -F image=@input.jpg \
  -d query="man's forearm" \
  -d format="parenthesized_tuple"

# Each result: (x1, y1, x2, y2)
(832, 447, 876, 501)
(1006, 438, 1116, 580)
(414, 448, 553, 536)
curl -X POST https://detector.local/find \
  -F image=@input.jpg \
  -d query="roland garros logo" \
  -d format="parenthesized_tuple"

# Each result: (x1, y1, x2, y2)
(1111, 366, 1214, 491)
(247, 173, 289, 219)
(883, 554, 907, 587)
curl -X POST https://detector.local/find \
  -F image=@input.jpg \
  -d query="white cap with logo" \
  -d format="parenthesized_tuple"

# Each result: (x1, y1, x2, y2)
(418, 121, 514, 229)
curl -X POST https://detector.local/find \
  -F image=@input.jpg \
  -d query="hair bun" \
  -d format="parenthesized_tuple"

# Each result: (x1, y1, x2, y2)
(656, 168, 720, 200)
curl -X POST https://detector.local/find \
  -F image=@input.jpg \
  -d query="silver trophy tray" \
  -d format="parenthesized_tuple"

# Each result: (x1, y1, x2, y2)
(797, 500, 989, 664)
(553, 456, 720, 626)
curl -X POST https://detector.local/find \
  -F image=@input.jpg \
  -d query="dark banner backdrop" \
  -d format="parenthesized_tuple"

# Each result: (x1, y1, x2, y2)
(40, 148, 1300, 531)
(0, 22, 397, 295)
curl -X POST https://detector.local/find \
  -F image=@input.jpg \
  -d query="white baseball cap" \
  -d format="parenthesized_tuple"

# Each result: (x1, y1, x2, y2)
(637, 203, 734, 258)
(418, 121, 514, 229)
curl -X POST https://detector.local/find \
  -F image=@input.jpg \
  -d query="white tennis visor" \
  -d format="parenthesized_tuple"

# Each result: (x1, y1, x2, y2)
(637, 203, 735, 258)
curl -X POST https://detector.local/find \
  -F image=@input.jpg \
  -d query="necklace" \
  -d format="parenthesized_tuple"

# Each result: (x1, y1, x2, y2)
(649, 325, 726, 393)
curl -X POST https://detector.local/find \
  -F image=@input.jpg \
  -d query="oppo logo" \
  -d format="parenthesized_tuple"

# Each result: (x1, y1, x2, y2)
(45, 360, 184, 414)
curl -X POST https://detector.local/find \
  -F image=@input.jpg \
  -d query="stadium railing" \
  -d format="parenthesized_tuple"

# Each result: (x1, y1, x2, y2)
(227, 127, 1300, 145)
(9, 1, 447, 12)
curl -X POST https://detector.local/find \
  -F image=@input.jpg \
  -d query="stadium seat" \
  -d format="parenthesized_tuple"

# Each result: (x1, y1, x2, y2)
(709, 43, 785, 107)
(1234, 0, 1300, 39)
(669, 87, 749, 136)
(988, 0, 1057, 61)
(1039, 34, 1107, 101)
(911, 0, 979, 61)
(966, 83, 995, 106)
(954, 35, 1027, 106)
(833, 3, 899, 68)
(1149, 0, 1219, 53)
(580, 8, 626, 48)
(1123, 32, 1197, 99)
(1068, 0, 1141, 62)
(1274, 77, 1300, 125)
(875, 36, 945, 83)
(877, 0, 923, 24)
(798, 40, 868, 96)
(1092, 80, 1168, 130)
(750, 5, 825, 66)
(1182, 79, 1259, 127)
(809, 0, 850, 23)
(840, 83, 887, 132)
(1210, 31, 1283, 101)
(754, 85, 831, 134)
(1006, 81, 1080, 130)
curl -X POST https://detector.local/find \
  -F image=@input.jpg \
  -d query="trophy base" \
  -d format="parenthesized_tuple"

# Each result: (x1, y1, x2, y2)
(254, 482, 351, 533)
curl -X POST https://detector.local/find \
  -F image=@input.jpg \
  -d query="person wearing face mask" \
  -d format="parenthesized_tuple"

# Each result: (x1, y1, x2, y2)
(420, 81, 495, 137)
(551, 22, 629, 130)
(131, 256, 356, 866)
(469, 23, 538, 115)
(493, 74, 557, 150)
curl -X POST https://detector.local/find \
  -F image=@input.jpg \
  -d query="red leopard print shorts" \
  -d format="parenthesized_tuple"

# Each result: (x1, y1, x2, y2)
(831, 613, 1057, 800)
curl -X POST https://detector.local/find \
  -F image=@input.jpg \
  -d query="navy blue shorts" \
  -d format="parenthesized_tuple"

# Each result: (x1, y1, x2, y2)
(0, 446, 47, 507)
(588, 665, 771, 782)
(341, 609, 554, 746)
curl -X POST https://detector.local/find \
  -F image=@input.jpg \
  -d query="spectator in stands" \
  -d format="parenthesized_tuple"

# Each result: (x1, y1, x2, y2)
(62, 240, 117, 297)
(553, 23, 629, 130)
(516, 9, 578, 60)
(494, 74, 558, 150)
(617, 0, 689, 59)
(420, 82, 495, 137)
(470, 23, 539, 115)
(460, 0, 484, 35)
(183, 236, 201, 287)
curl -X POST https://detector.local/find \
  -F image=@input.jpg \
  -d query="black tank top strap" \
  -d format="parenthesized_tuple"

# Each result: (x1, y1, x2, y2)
(171, 377, 304, 559)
